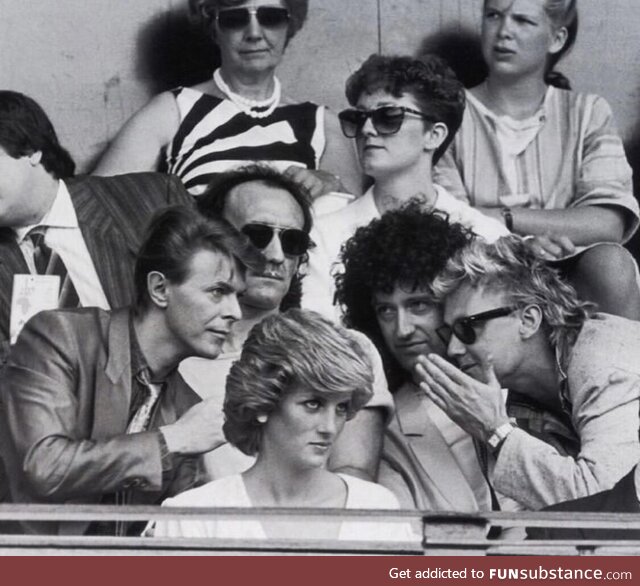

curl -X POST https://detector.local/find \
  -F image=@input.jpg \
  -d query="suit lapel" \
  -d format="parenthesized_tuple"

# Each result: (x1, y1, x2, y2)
(91, 308, 132, 439)
(67, 178, 139, 309)
(0, 230, 30, 340)
(395, 384, 480, 511)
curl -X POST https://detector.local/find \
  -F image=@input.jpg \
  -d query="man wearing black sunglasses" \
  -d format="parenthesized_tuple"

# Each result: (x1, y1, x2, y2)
(178, 164, 393, 482)
(417, 236, 640, 511)
(333, 203, 515, 514)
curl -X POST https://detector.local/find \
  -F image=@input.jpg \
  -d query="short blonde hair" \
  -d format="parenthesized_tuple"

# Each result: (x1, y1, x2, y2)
(223, 309, 374, 456)
(432, 236, 592, 366)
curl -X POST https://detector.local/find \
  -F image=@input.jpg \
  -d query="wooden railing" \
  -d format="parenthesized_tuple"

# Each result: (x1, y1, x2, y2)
(1, 505, 640, 555)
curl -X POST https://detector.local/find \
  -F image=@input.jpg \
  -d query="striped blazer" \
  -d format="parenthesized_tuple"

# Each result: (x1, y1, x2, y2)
(0, 172, 192, 362)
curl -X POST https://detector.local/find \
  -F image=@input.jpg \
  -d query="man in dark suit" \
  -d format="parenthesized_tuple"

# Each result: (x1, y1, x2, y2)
(527, 465, 640, 540)
(0, 206, 263, 535)
(0, 91, 192, 363)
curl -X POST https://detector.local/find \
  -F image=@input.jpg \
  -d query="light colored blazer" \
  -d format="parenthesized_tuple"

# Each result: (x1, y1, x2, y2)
(378, 383, 486, 512)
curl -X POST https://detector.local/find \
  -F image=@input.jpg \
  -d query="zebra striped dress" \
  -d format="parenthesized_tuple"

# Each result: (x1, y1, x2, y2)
(166, 87, 326, 196)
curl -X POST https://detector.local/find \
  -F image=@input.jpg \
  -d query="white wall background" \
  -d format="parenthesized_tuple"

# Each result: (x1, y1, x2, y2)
(1, 0, 639, 176)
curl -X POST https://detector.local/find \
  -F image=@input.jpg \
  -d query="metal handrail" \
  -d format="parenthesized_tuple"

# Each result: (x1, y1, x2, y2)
(0, 504, 640, 555)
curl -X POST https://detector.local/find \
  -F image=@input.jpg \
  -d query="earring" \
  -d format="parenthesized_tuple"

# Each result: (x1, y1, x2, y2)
(257, 414, 268, 424)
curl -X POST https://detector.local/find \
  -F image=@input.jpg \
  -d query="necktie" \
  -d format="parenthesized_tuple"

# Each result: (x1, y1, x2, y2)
(29, 229, 80, 308)
(127, 371, 163, 434)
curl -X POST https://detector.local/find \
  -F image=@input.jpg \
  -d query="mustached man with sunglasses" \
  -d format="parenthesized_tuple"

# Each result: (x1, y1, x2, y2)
(417, 235, 640, 511)
(178, 164, 394, 482)
(303, 54, 509, 319)
(94, 0, 361, 201)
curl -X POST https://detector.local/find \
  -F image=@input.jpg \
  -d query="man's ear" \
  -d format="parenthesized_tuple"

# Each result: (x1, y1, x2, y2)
(519, 304, 544, 339)
(423, 122, 449, 153)
(28, 151, 43, 167)
(147, 271, 170, 309)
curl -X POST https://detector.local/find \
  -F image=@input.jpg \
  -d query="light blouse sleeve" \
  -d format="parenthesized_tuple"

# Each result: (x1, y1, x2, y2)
(570, 95, 639, 241)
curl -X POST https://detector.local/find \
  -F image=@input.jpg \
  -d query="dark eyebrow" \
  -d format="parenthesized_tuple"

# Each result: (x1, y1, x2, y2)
(210, 281, 235, 293)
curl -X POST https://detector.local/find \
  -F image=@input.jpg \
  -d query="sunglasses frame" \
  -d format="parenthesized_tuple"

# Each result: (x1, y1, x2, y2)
(436, 306, 517, 346)
(338, 106, 434, 138)
(214, 6, 290, 30)
(241, 223, 311, 257)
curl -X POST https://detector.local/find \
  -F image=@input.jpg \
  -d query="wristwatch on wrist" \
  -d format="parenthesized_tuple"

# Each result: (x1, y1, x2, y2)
(487, 421, 517, 452)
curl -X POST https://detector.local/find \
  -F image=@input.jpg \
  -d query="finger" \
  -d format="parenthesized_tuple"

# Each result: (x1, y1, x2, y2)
(420, 381, 450, 413)
(480, 354, 501, 388)
(554, 234, 576, 255)
(537, 235, 562, 259)
(418, 366, 448, 398)
(282, 165, 303, 179)
(426, 353, 476, 386)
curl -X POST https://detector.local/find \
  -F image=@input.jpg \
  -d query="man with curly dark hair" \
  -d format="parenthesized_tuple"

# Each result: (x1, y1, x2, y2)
(334, 202, 500, 513)
(303, 54, 508, 318)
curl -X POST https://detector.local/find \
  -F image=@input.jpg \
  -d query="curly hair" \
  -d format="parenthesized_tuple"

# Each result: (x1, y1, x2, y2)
(431, 235, 593, 370)
(0, 91, 75, 180)
(197, 164, 313, 310)
(223, 308, 374, 456)
(345, 54, 465, 164)
(188, 0, 308, 44)
(335, 201, 474, 389)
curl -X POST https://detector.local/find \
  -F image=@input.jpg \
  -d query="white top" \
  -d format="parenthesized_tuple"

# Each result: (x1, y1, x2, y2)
(179, 329, 396, 480)
(153, 473, 416, 542)
(14, 180, 109, 309)
(303, 185, 509, 318)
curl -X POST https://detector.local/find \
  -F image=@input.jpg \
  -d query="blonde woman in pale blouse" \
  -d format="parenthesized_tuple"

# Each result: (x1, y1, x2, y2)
(434, 0, 640, 319)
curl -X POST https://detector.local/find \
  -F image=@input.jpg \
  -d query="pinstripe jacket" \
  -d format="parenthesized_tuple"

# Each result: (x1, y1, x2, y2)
(0, 172, 193, 362)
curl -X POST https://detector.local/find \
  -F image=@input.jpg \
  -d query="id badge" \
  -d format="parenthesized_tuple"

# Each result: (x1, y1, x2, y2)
(10, 274, 60, 344)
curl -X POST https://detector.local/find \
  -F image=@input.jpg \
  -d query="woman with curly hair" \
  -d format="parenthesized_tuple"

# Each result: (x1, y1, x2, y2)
(94, 0, 360, 199)
(433, 0, 640, 319)
(152, 309, 414, 541)
(304, 54, 507, 318)
(417, 235, 640, 510)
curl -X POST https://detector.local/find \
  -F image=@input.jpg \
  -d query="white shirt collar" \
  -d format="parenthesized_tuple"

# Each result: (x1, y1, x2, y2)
(14, 179, 78, 242)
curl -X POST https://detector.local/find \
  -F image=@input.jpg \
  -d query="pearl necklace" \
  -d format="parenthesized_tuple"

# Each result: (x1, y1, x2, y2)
(213, 68, 281, 119)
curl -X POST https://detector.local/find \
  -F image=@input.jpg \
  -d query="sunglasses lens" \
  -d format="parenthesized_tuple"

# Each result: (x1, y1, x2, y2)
(242, 225, 309, 256)
(280, 230, 310, 256)
(257, 6, 290, 27)
(217, 8, 250, 29)
(217, 7, 289, 30)
(242, 224, 273, 249)
(371, 107, 405, 135)
(436, 325, 453, 346)
(338, 110, 365, 138)
(453, 322, 476, 345)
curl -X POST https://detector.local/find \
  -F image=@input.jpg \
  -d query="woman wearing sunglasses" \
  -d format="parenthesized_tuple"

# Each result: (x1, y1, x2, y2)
(303, 54, 508, 318)
(433, 0, 640, 320)
(152, 309, 414, 542)
(93, 0, 360, 198)
(417, 235, 640, 510)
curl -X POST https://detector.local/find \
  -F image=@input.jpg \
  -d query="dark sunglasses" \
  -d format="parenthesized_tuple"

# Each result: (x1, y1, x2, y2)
(241, 223, 311, 256)
(215, 6, 290, 30)
(436, 306, 517, 346)
(338, 106, 433, 138)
